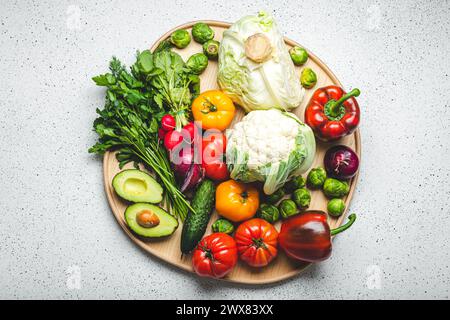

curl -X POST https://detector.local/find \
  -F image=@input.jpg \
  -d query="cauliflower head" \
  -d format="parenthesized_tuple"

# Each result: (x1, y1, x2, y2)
(226, 109, 316, 195)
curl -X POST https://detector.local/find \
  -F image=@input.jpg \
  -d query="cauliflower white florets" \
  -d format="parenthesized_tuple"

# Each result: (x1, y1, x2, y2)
(228, 109, 300, 169)
(226, 109, 316, 195)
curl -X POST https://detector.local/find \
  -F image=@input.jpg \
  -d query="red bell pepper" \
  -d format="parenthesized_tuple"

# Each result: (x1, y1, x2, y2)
(279, 211, 356, 263)
(305, 86, 360, 141)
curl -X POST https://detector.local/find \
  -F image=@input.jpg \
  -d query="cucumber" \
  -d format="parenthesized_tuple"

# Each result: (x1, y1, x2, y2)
(180, 179, 215, 253)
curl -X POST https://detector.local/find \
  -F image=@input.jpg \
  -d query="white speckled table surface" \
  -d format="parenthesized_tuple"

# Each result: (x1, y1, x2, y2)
(0, 0, 449, 299)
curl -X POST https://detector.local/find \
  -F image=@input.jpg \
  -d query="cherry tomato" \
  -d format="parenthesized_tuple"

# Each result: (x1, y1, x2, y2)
(202, 157, 229, 181)
(164, 130, 184, 151)
(234, 218, 278, 267)
(192, 233, 238, 279)
(161, 114, 176, 131)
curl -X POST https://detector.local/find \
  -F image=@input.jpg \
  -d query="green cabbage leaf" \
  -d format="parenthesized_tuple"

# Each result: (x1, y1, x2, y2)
(217, 12, 304, 113)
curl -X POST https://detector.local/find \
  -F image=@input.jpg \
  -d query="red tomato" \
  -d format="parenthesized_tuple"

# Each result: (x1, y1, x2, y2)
(234, 218, 279, 267)
(200, 131, 228, 181)
(202, 158, 229, 181)
(192, 233, 238, 279)
(202, 131, 226, 158)
(164, 130, 184, 151)
(161, 114, 176, 131)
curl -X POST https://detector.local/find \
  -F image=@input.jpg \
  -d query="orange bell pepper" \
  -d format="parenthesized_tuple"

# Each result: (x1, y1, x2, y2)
(191, 90, 235, 131)
(215, 180, 259, 222)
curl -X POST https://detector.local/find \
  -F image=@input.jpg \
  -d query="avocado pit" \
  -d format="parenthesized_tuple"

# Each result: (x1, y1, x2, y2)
(136, 210, 160, 228)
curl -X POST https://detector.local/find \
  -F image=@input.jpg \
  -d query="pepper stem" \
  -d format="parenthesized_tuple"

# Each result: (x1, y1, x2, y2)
(328, 88, 360, 118)
(330, 213, 356, 236)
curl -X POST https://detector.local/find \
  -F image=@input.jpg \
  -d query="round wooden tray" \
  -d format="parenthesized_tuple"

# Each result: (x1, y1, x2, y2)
(103, 21, 361, 284)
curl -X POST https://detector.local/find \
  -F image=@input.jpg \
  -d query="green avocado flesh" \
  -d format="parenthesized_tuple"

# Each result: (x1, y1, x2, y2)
(125, 203, 178, 238)
(112, 169, 163, 203)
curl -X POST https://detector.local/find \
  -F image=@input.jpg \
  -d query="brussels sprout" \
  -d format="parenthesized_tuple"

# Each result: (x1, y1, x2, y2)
(186, 53, 208, 74)
(212, 218, 234, 234)
(289, 46, 308, 66)
(323, 178, 350, 198)
(284, 176, 306, 193)
(292, 188, 311, 210)
(192, 22, 214, 44)
(264, 188, 285, 204)
(170, 29, 191, 49)
(257, 203, 280, 223)
(300, 68, 317, 89)
(327, 198, 346, 217)
(203, 39, 220, 60)
(307, 167, 327, 189)
(279, 199, 298, 219)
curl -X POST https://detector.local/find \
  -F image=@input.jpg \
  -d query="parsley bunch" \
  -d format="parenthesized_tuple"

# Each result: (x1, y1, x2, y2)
(89, 48, 198, 220)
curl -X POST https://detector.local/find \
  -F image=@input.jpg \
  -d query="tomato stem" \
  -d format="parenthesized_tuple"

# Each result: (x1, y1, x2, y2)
(201, 97, 218, 114)
(202, 245, 214, 261)
(240, 191, 248, 203)
(252, 238, 267, 249)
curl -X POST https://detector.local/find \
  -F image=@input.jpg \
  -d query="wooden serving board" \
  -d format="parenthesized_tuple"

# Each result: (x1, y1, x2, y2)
(103, 21, 361, 284)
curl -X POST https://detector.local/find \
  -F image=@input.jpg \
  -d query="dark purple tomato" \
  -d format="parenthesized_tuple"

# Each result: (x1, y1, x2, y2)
(324, 145, 359, 180)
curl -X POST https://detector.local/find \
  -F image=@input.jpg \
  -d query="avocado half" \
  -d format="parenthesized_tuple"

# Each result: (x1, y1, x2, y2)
(112, 169, 163, 203)
(125, 203, 178, 238)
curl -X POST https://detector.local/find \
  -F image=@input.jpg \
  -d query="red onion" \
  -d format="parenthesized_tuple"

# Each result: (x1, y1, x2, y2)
(171, 147, 194, 178)
(324, 145, 359, 180)
(180, 164, 204, 192)
(170, 147, 204, 191)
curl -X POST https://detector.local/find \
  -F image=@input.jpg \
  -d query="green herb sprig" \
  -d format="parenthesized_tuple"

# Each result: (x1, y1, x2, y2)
(89, 49, 197, 220)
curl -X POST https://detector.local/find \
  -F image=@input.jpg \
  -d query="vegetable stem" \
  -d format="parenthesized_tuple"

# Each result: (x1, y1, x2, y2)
(328, 89, 360, 118)
(330, 213, 356, 236)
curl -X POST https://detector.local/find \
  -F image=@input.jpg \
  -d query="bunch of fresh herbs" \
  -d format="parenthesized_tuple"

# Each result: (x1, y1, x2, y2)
(89, 48, 199, 220)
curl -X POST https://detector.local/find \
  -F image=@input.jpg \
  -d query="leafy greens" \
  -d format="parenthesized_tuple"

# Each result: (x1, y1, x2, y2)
(89, 48, 199, 220)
